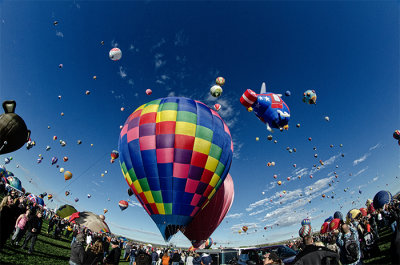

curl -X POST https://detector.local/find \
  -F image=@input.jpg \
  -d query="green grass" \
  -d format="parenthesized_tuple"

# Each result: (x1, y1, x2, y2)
(363, 227, 392, 265)
(0, 220, 395, 265)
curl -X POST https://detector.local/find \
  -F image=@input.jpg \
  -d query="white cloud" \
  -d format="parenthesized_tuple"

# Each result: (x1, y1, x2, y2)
(128, 201, 142, 208)
(154, 53, 166, 69)
(111, 39, 119, 47)
(56, 31, 64, 38)
(369, 143, 381, 151)
(354, 166, 368, 177)
(118, 66, 127, 78)
(108, 221, 158, 236)
(372, 176, 379, 182)
(152, 38, 166, 50)
(174, 30, 188, 46)
(226, 213, 243, 219)
(353, 153, 370, 165)
(232, 142, 243, 159)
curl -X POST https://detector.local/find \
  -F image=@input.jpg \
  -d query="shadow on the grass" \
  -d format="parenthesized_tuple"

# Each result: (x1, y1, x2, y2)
(37, 237, 71, 250)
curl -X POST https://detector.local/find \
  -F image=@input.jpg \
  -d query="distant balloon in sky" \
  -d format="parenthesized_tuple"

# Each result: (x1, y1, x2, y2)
(146, 89, 152, 95)
(325, 116, 330, 121)
(119, 200, 129, 211)
(58, 95, 62, 99)
(93, 76, 97, 80)
(53, 21, 58, 26)
(120, 107, 125, 111)
(393, 130, 400, 140)
(85, 90, 90, 95)
(285, 91, 291, 97)
(240, 83, 290, 132)
(59, 64, 63, 68)
(64, 171, 72, 181)
(0, 101, 31, 155)
(210, 85, 223, 98)
(60, 168, 65, 173)
(77, 140, 82, 145)
(296, 124, 300, 128)
(118, 97, 233, 241)
(51, 157, 58, 165)
(87, 194, 91, 198)
(303, 90, 317, 104)
(100, 41, 104, 45)
(63, 156, 68, 162)
(216, 77, 225, 86)
(75, 198, 79, 202)
(109, 48, 122, 61)
(214, 104, 221, 111)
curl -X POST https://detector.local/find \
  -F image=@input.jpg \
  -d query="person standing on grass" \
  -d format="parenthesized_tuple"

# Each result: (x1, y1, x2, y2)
(11, 209, 30, 246)
(0, 196, 19, 250)
(84, 239, 104, 265)
(21, 211, 43, 254)
(70, 233, 85, 265)
(129, 245, 138, 265)
(104, 239, 122, 265)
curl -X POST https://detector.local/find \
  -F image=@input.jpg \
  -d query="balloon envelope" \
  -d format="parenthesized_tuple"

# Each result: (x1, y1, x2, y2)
(118, 97, 233, 241)
(373, 190, 392, 209)
(329, 218, 341, 231)
(204, 238, 213, 249)
(0, 101, 30, 155)
(333, 211, 343, 221)
(182, 174, 234, 248)
(320, 222, 329, 234)
(7, 176, 22, 191)
(301, 218, 311, 226)
(299, 224, 312, 238)
(56, 204, 77, 219)
(69, 211, 110, 233)
(119, 200, 129, 211)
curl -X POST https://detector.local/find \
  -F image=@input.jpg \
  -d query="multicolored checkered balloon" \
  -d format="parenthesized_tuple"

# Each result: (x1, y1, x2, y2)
(118, 97, 233, 241)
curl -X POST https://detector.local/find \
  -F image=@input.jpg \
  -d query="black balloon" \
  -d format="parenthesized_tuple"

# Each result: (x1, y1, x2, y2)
(0, 101, 30, 154)
(127, 187, 133, 196)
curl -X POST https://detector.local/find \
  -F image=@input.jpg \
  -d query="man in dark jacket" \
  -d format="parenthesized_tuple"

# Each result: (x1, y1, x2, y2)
(172, 249, 181, 265)
(293, 235, 340, 265)
(21, 211, 43, 254)
(136, 247, 152, 265)
(104, 239, 122, 265)
(70, 233, 85, 265)
(151, 249, 159, 265)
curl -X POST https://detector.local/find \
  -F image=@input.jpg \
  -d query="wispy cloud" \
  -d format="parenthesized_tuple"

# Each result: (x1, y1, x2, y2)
(354, 166, 368, 177)
(118, 66, 127, 78)
(111, 39, 119, 47)
(154, 53, 166, 69)
(232, 142, 243, 159)
(108, 221, 159, 237)
(128, 79, 134, 86)
(369, 143, 381, 151)
(56, 31, 64, 38)
(151, 38, 166, 50)
(353, 153, 370, 166)
(167, 91, 176, 97)
(226, 213, 243, 219)
(128, 201, 142, 208)
(174, 30, 188, 46)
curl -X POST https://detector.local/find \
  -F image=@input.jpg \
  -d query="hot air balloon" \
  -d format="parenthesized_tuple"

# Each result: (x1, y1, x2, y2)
(333, 211, 343, 221)
(103, 209, 108, 214)
(303, 90, 317, 104)
(46, 146, 51, 151)
(301, 218, 311, 226)
(110, 150, 119, 163)
(182, 174, 234, 248)
(346, 209, 362, 224)
(215, 77, 225, 86)
(51, 157, 58, 165)
(324, 216, 333, 223)
(242, 226, 248, 233)
(127, 188, 133, 196)
(373, 190, 392, 209)
(59, 64, 63, 68)
(240, 83, 290, 132)
(64, 171, 72, 181)
(0, 101, 31, 155)
(320, 222, 329, 234)
(69, 211, 110, 233)
(393, 130, 400, 140)
(48, 194, 53, 200)
(63, 156, 68, 162)
(329, 218, 341, 232)
(75, 198, 79, 202)
(119, 200, 129, 211)
(65, 191, 70, 196)
(146, 89, 152, 95)
(285, 91, 291, 97)
(27, 194, 37, 204)
(109, 48, 122, 61)
(204, 238, 213, 249)
(210, 85, 223, 98)
(87, 194, 91, 198)
(366, 199, 373, 207)
(277, 181, 282, 185)
(60, 168, 65, 173)
(214, 104, 221, 111)
(359, 208, 367, 217)
(56, 204, 77, 218)
(299, 224, 312, 238)
(118, 97, 233, 241)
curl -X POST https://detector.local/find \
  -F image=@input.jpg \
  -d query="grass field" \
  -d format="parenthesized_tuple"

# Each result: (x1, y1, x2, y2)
(0, 219, 394, 265)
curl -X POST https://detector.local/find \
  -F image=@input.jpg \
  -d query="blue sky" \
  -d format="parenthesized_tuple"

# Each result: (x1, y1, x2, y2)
(0, 1, 399, 247)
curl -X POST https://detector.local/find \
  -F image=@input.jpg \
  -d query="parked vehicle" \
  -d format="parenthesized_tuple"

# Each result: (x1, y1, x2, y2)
(238, 245, 297, 265)
(196, 248, 239, 265)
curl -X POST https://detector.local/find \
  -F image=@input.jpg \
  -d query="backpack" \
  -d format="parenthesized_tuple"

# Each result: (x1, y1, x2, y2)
(364, 232, 375, 246)
(344, 233, 359, 263)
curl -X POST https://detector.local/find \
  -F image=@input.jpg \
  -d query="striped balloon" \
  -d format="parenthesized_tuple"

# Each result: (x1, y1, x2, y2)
(119, 97, 233, 241)
(204, 237, 213, 249)
(27, 194, 37, 203)
(299, 224, 312, 238)
(301, 218, 311, 226)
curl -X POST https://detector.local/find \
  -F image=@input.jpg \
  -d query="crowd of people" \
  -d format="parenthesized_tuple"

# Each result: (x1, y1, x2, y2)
(1, 184, 400, 265)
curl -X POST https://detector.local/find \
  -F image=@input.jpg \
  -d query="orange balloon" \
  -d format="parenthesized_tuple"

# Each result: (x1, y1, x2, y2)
(64, 171, 73, 180)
